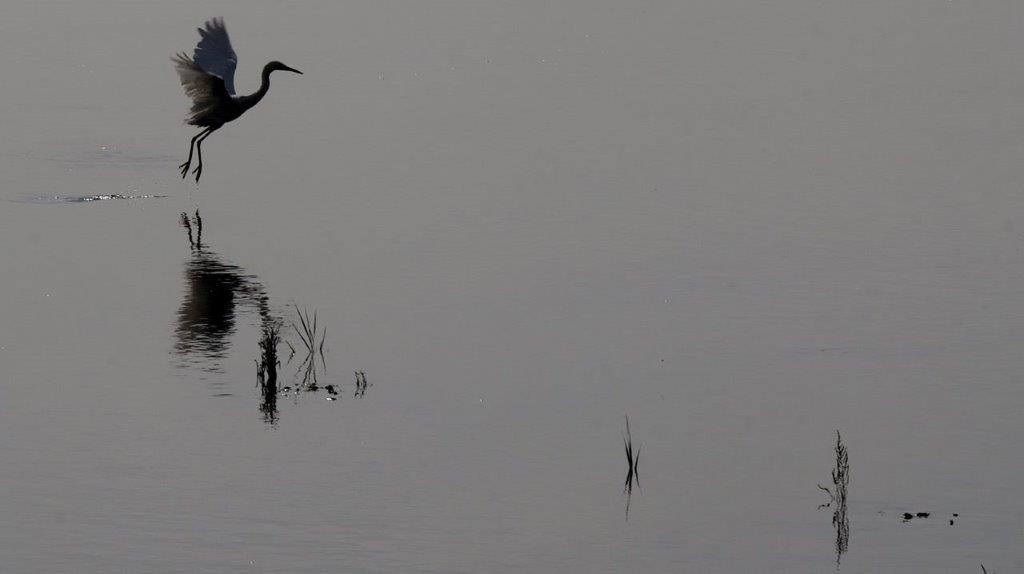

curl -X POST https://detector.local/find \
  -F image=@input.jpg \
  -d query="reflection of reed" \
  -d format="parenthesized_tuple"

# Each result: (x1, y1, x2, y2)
(818, 430, 850, 565)
(257, 321, 281, 385)
(293, 347, 322, 390)
(258, 371, 278, 425)
(833, 497, 849, 566)
(257, 321, 282, 424)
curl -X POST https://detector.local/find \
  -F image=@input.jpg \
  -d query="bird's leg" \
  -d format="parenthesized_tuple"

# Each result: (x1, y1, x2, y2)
(192, 126, 219, 182)
(180, 128, 210, 178)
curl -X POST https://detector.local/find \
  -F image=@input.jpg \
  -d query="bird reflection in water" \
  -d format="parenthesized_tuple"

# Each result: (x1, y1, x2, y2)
(175, 211, 283, 422)
(174, 210, 271, 372)
(174, 212, 350, 425)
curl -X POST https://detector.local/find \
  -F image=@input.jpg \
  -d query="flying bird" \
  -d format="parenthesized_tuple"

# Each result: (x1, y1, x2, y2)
(173, 18, 302, 182)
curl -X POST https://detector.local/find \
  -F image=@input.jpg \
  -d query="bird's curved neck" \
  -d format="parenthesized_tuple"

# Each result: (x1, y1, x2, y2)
(242, 64, 275, 109)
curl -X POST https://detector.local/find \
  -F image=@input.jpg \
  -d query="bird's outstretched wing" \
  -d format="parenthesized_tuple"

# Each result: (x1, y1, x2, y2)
(173, 53, 233, 125)
(192, 18, 237, 95)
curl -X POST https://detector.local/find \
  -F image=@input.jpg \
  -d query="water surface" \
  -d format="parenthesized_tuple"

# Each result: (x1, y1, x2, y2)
(1, 1, 1022, 572)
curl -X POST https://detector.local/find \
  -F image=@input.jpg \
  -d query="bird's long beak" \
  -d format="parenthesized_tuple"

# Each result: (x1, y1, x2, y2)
(284, 65, 303, 75)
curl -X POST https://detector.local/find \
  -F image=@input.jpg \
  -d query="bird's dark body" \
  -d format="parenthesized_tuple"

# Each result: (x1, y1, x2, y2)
(190, 91, 269, 127)
(188, 96, 239, 127)
(173, 18, 301, 181)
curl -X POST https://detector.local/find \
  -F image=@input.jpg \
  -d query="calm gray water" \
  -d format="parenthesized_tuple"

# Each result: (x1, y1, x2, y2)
(2, 1, 1023, 572)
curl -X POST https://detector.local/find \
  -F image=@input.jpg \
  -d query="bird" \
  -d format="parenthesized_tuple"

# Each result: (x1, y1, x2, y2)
(173, 18, 302, 182)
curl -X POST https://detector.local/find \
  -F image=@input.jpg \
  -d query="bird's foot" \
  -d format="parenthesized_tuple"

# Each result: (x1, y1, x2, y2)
(179, 161, 191, 179)
(192, 163, 203, 183)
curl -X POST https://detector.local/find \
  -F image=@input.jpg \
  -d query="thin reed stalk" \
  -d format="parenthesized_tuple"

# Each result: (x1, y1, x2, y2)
(290, 304, 328, 391)
(623, 414, 641, 491)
